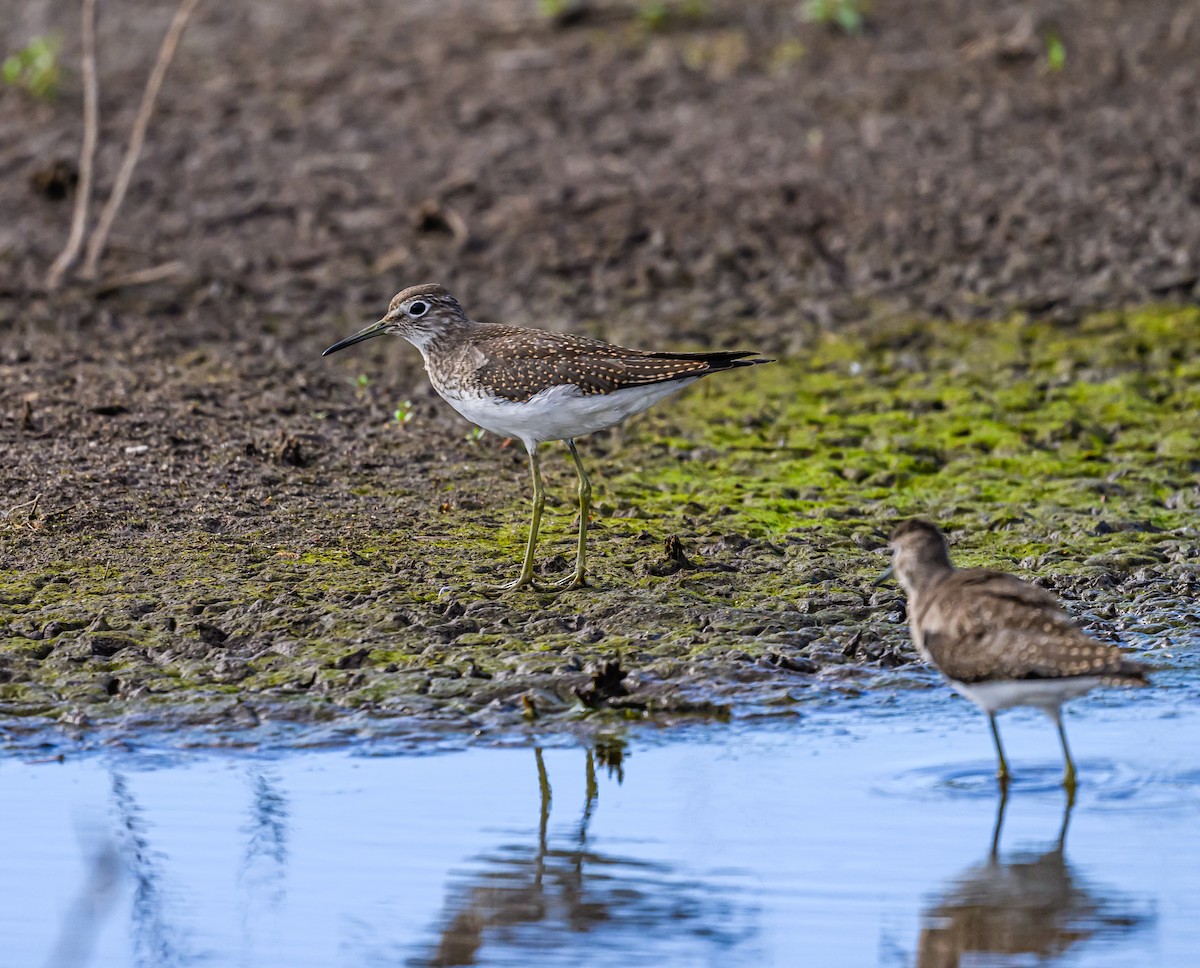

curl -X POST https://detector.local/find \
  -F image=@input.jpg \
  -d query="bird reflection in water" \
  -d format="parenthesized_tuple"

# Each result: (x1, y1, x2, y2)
(917, 793, 1154, 967)
(412, 740, 755, 967)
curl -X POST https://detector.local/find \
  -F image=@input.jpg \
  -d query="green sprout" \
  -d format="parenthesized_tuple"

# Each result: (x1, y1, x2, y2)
(1045, 30, 1066, 72)
(800, 0, 869, 34)
(394, 400, 415, 425)
(637, 2, 670, 30)
(3, 34, 61, 100)
(768, 39, 807, 74)
(465, 427, 485, 443)
(636, 0, 709, 32)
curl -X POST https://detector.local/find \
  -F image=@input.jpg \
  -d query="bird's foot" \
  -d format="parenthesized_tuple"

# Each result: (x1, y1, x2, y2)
(551, 571, 588, 591)
(486, 574, 545, 593)
(486, 568, 587, 594)
(1062, 768, 1077, 805)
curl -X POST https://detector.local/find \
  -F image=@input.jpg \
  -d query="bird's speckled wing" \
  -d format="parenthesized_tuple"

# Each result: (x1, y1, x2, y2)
(915, 568, 1145, 684)
(465, 326, 765, 402)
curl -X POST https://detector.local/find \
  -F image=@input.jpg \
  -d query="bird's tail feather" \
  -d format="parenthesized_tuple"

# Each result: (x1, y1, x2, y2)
(1101, 659, 1150, 687)
(646, 350, 774, 370)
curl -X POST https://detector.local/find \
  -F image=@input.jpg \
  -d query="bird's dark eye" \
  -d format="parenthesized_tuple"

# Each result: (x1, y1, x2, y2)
(408, 301, 428, 318)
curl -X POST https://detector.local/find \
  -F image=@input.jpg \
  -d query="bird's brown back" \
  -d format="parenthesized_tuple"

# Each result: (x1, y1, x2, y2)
(435, 324, 769, 402)
(913, 568, 1147, 684)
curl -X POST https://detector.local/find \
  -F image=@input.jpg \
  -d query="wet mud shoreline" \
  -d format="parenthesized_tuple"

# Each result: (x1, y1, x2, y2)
(3, 2, 1199, 745)
(3, 308, 1197, 745)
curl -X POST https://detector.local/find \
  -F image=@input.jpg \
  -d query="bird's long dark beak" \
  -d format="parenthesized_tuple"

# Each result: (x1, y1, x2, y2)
(322, 319, 388, 357)
(872, 564, 895, 587)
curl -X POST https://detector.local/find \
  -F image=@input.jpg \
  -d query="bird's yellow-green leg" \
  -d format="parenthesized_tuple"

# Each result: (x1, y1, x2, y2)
(554, 437, 591, 590)
(988, 712, 1011, 787)
(495, 444, 545, 591)
(1053, 708, 1078, 804)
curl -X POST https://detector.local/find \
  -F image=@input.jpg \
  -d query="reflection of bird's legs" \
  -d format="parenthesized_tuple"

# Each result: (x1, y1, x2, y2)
(579, 749, 598, 847)
(1051, 708, 1078, 805)
(534, 748, 552, 887)
(988, 782, 1010, 861)
(988, 712, 1012, 787)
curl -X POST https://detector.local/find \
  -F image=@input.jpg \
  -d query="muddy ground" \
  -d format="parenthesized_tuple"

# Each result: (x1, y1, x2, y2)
(1, 0, 1199, 744)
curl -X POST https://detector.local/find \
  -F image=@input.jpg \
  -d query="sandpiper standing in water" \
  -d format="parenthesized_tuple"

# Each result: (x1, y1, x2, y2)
(323, 284, 770, 590)
(880, 518, 1148, 799)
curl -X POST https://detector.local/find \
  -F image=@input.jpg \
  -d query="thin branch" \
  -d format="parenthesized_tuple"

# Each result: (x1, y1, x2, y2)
(0, 495, 41, 520)
(95, 259, 186, 293)
(81, 0, 202, 279)
(46, 0, 99, 290)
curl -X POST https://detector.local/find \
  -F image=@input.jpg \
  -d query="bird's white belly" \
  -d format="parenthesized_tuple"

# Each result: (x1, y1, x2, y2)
(949, 677, 1104, 715)
(436, 380, 697, 447)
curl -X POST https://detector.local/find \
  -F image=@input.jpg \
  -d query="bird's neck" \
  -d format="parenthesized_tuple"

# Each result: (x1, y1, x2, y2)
(407, 318, 478, 356)
(901, 561, 954, 603)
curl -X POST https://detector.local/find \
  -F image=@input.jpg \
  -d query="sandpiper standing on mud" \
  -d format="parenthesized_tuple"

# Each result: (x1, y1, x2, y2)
(879, 518, 1148, 799)
(323, 284, 771, 590)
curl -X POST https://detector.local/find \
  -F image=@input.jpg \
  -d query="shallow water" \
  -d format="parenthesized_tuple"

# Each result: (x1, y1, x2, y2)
(3, 655, 1198, 967)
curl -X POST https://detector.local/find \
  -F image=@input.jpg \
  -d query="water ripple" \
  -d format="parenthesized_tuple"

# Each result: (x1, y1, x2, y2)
(875, 759, 1200, 812)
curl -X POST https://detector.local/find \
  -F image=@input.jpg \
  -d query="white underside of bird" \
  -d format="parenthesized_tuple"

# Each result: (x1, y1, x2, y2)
(436, 379, 700, 448)
(949, 676, 1105, 715)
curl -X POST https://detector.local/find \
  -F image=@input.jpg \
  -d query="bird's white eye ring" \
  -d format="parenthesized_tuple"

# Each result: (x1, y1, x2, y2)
(408, 300, 428, 318)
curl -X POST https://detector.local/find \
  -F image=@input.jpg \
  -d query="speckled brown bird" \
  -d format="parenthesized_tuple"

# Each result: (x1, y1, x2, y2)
(323, 283, 771, 590)
(880, 518, 1148, 797)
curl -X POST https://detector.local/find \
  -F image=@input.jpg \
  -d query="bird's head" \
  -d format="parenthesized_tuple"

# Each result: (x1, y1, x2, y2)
(322, 283, 469, 356)
(876, 518, 954, 595)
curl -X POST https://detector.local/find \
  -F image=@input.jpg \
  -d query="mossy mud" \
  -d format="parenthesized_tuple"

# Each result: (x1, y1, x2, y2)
(3, 307, 1199, 746)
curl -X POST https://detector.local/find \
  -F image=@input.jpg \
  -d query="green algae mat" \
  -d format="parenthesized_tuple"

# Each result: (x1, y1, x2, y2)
(2, 307, 1198, 737)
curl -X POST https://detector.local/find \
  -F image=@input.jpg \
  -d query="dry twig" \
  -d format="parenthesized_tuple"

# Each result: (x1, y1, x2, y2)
(95, 259, 187, 293)
(0, 495, 42, 521)
(81, 0, 202, 279)
(45, 0, 99, 290)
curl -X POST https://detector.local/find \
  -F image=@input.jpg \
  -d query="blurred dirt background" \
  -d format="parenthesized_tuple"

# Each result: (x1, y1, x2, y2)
(5, 0, 1200, 341)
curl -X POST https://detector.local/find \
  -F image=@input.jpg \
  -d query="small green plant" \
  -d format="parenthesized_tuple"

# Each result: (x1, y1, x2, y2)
(637, 2, 670, 30)
(800, 0, 869, 34)
(1044, 30, 1066, 72)
(465, 427, 486, 443)
(537, 0, 594, 27)
(636, 0, 709, 32)
(394, 400, 416, 425)
(3, 34, 61, 100)
(768, 39, 807, 74)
